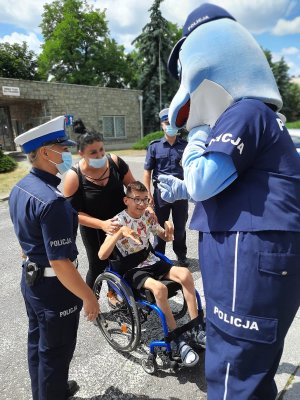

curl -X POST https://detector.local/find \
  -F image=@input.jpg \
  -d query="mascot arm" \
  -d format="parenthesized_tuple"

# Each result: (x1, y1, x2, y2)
(182, 125, 237, 201)
(157, 153, 237, 203)
(184, 152, 237, 201)
(156, 127, 208, 203)
(158, 126, 237, 202)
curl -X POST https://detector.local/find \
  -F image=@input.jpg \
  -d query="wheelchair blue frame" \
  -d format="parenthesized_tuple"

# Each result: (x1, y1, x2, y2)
(103, 252, 203, 357)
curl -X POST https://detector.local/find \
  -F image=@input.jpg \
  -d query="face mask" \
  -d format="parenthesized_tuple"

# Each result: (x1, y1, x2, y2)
(165, 125, 178, 137)
(47, 148, 73, 175)
(88, 155, 107, 169)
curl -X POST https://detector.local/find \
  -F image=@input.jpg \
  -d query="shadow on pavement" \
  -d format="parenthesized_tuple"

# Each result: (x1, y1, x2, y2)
(169, 257, 200, 274)
(72, 385, 188, 399)
(276, 363, 300, 400)
(100, 341, 206, 393)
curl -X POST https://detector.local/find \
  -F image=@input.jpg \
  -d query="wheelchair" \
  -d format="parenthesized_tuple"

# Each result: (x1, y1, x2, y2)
(93, 252, 204, 374)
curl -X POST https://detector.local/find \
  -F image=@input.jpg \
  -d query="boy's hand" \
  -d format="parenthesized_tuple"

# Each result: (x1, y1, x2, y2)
(164, 221, 174, 241)
(120, 226, 142, 244)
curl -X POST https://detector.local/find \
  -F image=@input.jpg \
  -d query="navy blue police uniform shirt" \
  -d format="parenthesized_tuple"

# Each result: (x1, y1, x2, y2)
(144, 136, 187, 183)
(9, 168, 78, 266)
(190, 98, 300, 232)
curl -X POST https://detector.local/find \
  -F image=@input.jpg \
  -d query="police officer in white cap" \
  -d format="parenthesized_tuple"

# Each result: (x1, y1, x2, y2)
(9, 116, 100, 400)
(144, 108, 190, 267)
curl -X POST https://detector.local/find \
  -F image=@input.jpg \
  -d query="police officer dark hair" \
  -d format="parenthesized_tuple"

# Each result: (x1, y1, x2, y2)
(77, 131, 104, 152)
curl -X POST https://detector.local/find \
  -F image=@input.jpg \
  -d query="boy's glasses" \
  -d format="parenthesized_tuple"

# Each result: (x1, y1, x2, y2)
(127, 196, 150, 205)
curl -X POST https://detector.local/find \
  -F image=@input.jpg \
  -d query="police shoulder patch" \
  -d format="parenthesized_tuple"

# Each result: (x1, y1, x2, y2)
(149, 138, 162, 145)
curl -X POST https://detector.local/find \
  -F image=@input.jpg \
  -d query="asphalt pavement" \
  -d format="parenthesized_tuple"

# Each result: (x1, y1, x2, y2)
(0, 155, 299, 400)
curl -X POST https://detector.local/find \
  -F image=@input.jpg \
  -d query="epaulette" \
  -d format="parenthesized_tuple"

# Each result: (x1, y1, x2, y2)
(149, 139, 161, 145)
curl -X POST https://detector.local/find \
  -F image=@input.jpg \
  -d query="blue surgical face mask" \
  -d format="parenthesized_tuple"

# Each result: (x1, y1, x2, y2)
(165, 125, 178, 137)
(47, 148, 73, 175)
(88, 155, 107, 169)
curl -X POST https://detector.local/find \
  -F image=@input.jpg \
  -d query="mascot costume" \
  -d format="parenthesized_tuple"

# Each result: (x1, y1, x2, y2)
(158, 3, 300, 399)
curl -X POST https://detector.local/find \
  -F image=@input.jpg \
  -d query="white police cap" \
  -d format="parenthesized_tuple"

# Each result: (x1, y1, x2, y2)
(159, 108, 169, 122)
(15, 116, 76, 154)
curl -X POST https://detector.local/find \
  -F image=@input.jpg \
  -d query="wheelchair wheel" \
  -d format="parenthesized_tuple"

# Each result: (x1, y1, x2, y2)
(141, 354, 158, 375)
(93, 272, 141, 352)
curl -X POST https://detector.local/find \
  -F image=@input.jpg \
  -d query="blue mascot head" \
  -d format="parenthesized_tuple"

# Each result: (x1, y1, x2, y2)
(167, 3, 282, 131)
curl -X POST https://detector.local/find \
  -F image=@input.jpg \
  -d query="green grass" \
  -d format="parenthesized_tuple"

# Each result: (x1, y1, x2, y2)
(286, 120, 300, 129)
(0, 159, 31, 197)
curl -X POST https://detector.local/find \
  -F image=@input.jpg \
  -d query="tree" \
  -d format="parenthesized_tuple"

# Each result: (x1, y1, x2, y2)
(264, 49, 300, 121)
(0, 42, 40, 80)
(38, 0, 131, 87)
(131, 0, 181, 134)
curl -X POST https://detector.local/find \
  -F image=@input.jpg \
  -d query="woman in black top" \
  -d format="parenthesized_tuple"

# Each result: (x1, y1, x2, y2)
(63, 132, 136, 288)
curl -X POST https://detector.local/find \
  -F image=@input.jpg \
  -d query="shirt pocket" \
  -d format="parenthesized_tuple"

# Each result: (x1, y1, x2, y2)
(206, 299, 278, 344)
(39, 307, 80, 348)
(156, 150, 170, 170)
(258, 252, 300, 277)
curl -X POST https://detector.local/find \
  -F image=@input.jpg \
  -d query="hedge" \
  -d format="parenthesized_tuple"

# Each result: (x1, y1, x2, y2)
(0, 149, 18, 173)
(132, 129, 188, 150)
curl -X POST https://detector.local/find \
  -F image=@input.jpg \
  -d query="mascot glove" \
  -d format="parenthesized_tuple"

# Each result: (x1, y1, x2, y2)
(157, 175, 189, 203)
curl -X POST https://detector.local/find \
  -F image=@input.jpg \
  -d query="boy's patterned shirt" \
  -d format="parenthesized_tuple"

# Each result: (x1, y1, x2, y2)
(115, 209, 161, 267)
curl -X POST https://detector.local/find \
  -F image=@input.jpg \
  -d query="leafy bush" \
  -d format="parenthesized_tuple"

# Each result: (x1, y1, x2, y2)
(133, 129, 189, 150)
(133, 131, 164, 149)
(286, 120, 300, 129)
(0, 149, 18, 173)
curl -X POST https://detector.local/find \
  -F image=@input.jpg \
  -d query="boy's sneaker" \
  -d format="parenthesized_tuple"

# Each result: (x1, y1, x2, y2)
(189, 325, 206, 349)
(175, 340, 199, 367)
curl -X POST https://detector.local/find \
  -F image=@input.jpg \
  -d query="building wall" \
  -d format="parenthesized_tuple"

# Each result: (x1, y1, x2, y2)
(0, 77, 143, 151)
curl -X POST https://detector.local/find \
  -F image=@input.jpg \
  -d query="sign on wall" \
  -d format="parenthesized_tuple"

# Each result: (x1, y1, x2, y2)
(2, 86, 20, 96)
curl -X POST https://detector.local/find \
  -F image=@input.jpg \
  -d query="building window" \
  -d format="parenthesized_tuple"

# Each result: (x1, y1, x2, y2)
(99, 116, 126, 138)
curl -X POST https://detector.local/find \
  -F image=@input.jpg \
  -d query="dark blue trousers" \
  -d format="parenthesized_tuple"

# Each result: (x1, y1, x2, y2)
(21, 269, 82, 400)
(198, 231, 300, 400)
(153, 188, 188, 258)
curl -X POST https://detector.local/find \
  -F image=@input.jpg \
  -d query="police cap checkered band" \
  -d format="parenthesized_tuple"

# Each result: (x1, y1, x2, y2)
(168, 3, 236, 80)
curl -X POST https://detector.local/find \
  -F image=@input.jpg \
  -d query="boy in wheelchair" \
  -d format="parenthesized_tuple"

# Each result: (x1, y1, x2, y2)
(98, 181, 206, 367)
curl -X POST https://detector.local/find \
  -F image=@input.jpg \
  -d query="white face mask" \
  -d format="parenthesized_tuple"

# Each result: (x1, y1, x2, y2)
(47, 148, 73, 175)
(88, 155, 107, 168)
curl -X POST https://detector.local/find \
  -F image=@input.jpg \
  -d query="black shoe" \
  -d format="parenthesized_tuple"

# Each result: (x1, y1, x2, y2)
(66, 380, 80, 398)
(177, 257, 190, 267)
